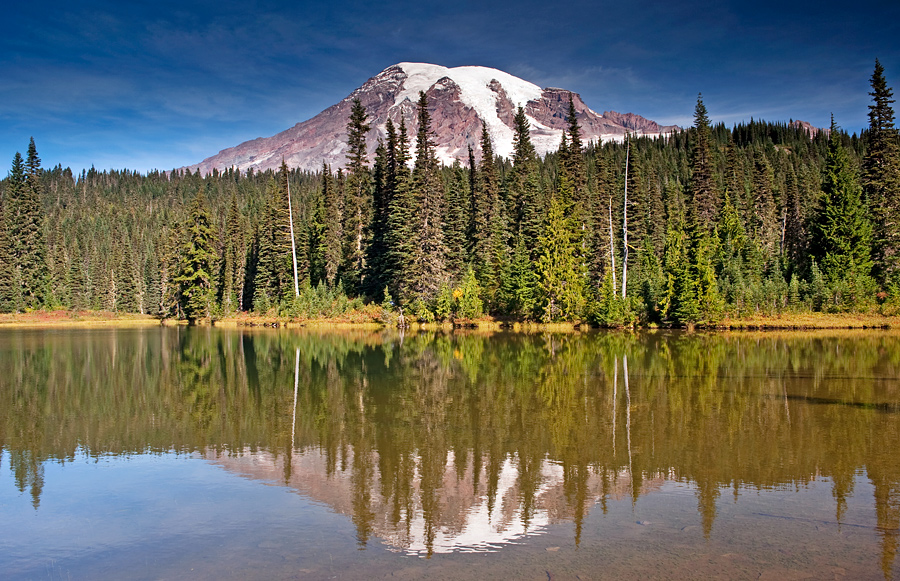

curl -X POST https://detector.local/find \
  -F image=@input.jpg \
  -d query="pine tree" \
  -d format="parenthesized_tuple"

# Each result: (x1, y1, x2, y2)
(15, 139, 48, 308)
(689, 95, 720, 231)
(115, 232, 139, 313)
(812, 118, 875, 308)
(321, 164, 343, 287)
(750, 150, 779, 259)
(863, 60, 900, 288)
(175, 188, 217, 323)
(472, 122, 501, 300)
(561, 94, 587, 206)
(221, 194, 244, 313)
(508, 106, 545, 252)
(342, 98, 372, 293)
(253, 180, 280, 310)
(0, 154, 23, 312)
(443, 162, 469, 281)
(365, 139, 389, 295)
(409, 91, 447, 301)
(537, 192, 585, 322)
(384, 120, 416, 300)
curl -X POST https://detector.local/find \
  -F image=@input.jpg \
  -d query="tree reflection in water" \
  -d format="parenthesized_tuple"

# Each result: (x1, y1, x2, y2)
(0, 327, 898, 575)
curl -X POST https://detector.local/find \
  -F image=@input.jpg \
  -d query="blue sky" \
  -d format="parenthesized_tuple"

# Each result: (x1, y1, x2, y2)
(3, 0, 899, 173)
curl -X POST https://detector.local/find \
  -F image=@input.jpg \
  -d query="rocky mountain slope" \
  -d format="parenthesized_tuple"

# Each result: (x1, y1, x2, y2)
(187, 63, 680, 174)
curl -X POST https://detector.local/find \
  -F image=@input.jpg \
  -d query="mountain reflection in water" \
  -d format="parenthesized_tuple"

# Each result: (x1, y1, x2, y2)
(1, 327, 898, 577)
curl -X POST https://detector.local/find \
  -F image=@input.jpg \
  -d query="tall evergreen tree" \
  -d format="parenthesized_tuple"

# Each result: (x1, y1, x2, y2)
(863, 60, 900, 288)
(175, 188, 217, 323)
(221, 194, 244, 313)
(342, 98, 372, 293)
(365, 139, 389, 295)
(508, 106, 544, 252)
(384, 119, 416, 300)
(321, 163, 343, 287)
(689, 95, 719, 231)
(16, 139, 48, 308)
(409, 92, 447, 300)
(536, 192, 585, 322)
(812, 118, 875, 307)
(472, 122, 501, 300)
(0, 154, 24, 312)
(442, 162, 469, 281)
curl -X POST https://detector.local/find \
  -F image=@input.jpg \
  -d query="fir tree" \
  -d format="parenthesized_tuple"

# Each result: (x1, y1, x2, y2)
(812, 118, 875, 308)
(365, 139, 389, 295)
(342, 98, 372, 293)
(221, 194, 244, 313)
(508, 106, 544, 252)
(15, 139, 48, 308)
(321, 164, 343, 287)
(409, 91, 447, 301)
(443, 162, 469, 281)
(537, 192, 585, 322)
(385, 120, 416, 300)
(689, 95, 719, 231)
(472, 122, 501, 301)
(175, 188, 217, 323)
(0, 155, 23, 312)
(863, 60, 900, 288)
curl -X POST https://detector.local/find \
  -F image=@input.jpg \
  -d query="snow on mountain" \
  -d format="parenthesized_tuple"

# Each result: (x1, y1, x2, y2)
(186, 63, 679, 175)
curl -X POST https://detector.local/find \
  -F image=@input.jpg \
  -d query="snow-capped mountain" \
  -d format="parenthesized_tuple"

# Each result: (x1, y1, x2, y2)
(187, 63, 679, 174)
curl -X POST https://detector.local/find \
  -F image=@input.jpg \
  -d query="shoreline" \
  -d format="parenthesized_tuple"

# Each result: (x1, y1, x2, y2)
(1, 309, 899, 331)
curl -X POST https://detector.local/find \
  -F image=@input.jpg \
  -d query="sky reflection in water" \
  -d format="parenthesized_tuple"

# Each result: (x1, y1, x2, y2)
(0, 327, 898, 579)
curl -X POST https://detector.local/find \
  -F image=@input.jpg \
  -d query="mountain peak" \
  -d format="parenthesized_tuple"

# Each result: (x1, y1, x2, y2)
(187, 63, 678, 175)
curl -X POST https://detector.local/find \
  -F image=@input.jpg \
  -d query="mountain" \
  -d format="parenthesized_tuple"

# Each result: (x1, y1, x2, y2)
(187, 63, 680, 174)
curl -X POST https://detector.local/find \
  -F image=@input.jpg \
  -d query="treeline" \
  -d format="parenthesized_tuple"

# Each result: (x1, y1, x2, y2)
(1, 61, 898, 325)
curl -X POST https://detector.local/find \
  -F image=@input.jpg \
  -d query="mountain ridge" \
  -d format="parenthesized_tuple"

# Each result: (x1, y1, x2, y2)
(186, 62, 681, 175)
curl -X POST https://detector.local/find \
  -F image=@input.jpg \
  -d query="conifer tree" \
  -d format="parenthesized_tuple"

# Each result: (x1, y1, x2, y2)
(64, 239, 88, 311)
(342, 98, 372, 293)
(443, 162, 469, 281)
(750, 151, 779, 259)
(536, 192, 585, 322)
(863, 60, 900, 288)
(689, 95, 719, 231)
(782, 162, 807, 274)
(221, 194, 244, 313)
(15, 139, 48, 308)
(500, 234, 539, 319)
(175, 188, 217, 323)
(561, 95, 587, 205)
(115, 232, 139, 313)
(385, 119, 416, 300)
(252, 179, 284, 310)
(409, 91, 447, 300)
(365, 139, 389, 295)
(472, 122, 501, 300)
(321, 164, 343, 287)
(812, 118, 874, 307)
(0, 155, 23, 312)
(508, 106, 544, 251)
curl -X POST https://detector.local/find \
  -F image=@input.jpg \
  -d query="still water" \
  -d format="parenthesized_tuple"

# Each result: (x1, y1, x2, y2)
(0, 327, 898, 580)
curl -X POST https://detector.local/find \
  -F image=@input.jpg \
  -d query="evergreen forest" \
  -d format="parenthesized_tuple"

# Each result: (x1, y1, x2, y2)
(1, 62, 899, 327)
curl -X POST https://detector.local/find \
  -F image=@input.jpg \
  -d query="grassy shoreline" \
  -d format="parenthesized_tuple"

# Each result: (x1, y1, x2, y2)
(2, 309, 899, 331)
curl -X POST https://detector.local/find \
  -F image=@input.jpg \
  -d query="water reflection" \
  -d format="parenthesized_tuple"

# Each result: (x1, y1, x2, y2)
(1, 328, 899, 576)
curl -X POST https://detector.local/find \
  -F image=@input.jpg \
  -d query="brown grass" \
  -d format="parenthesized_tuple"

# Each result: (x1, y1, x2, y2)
(3, 309, 897, 332)
(0, 310, 161, 328)
(717, 312, 899, 329)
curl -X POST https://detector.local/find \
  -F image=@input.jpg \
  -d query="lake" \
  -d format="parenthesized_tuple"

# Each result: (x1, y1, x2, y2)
(1, 327, 898, 580)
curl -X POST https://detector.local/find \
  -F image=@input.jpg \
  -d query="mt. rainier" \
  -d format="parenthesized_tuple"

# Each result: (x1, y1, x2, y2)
(187, 63, 679, 174)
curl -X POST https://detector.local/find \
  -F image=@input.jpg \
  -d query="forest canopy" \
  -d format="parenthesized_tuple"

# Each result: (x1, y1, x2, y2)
(1, 62, 898, 326)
